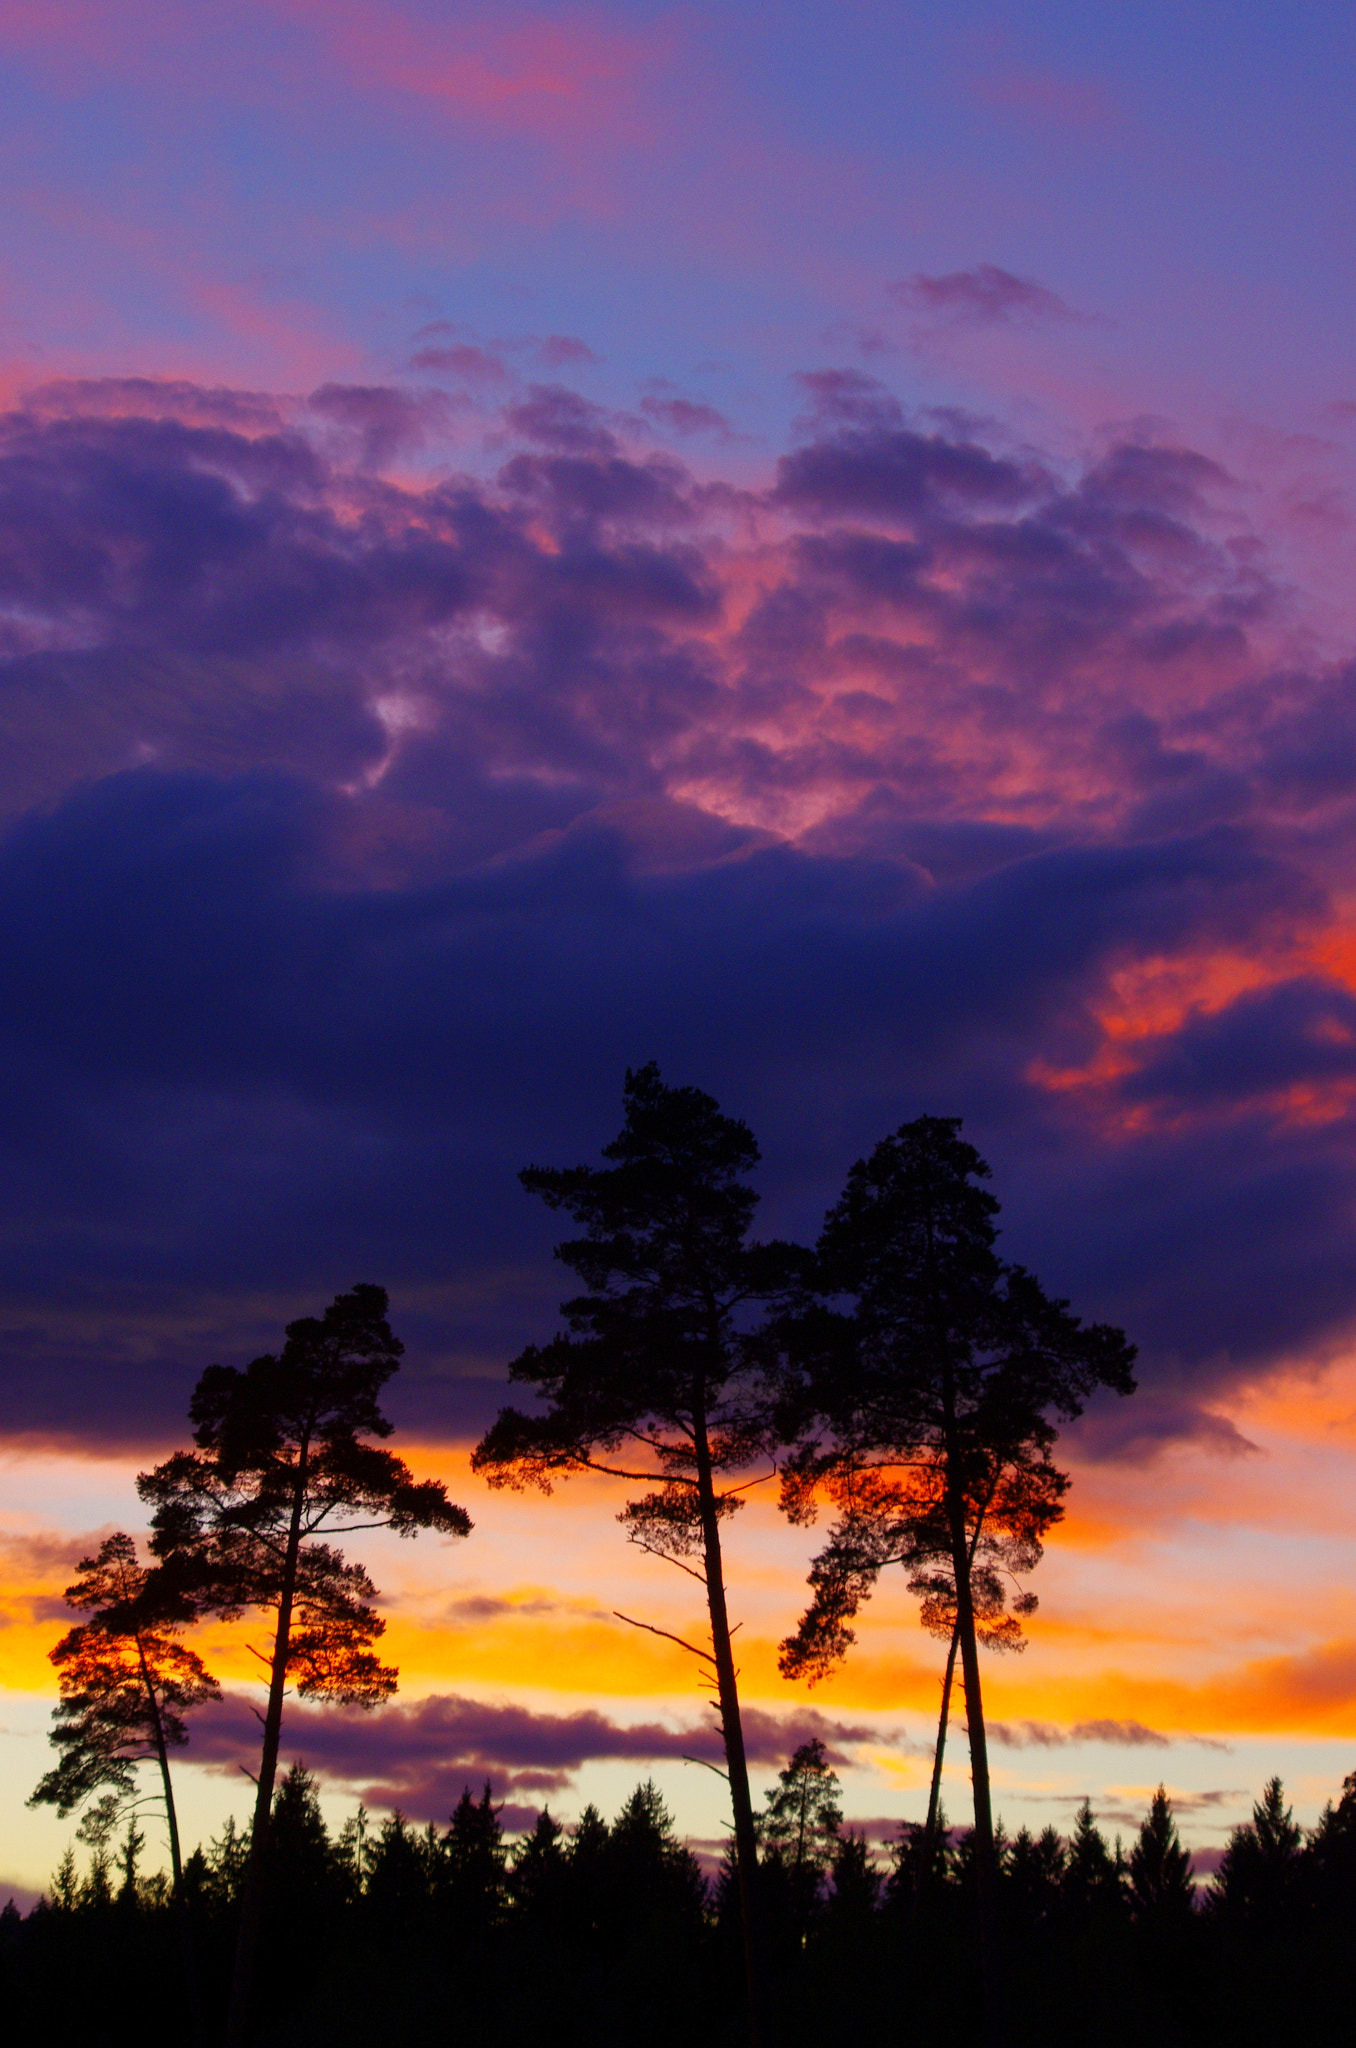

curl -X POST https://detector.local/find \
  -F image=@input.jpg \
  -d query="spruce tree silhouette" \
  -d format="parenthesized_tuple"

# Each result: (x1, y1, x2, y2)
(1210, 1777, 1302, 1926)
(510, 1808, 568, 1922)
(362, 1809, 435, 1947)
(774, 1116, 1135, 2043)
(28, 1530, 218, 2041)
(822, 1828, 882, 1942)
(1128, 1786, 1195, 1921)
(605, 1779, 708, 1945)
(257, 1762, 343, 1992)
(138, 1283, 471, 2048)
(472, 1064, 805, 2047)
(115, 1816, 145, 1908)
(1005, 1824, 1066, 1933)
(1063, 1800, 1124, 1919)
(442, 1783, 508, 1942)
(1306, 1769, 1356, 1910)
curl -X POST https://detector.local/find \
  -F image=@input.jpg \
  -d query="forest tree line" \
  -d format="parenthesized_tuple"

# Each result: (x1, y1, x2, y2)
(4, 1067, 1346, 2046)
(7, 1746, 1356, 2048)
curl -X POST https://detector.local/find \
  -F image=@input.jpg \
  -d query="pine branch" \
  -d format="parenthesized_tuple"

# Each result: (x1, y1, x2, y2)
(612, 1611, 716, 1665)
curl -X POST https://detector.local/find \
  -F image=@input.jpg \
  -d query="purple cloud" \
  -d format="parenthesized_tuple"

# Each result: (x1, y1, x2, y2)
(307, 382, 457, 466)
(408, 342, 510, 383)
(892, 264, 1083, 324)
(537, 335, 598, 369)
(506, 383, 620, 455)
(640, 390, 731, 439)
(1, 370, 1355, 1457)
(184, 1692, 896, 1824)
(988, 1718, 1227, 1751)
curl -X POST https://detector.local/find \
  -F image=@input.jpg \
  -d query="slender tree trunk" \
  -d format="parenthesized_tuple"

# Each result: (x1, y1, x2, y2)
(225, 1463, 307, 2048)
(136, 1636, 207, 2048)
(135, 1637, 185, 1885)
(920, 1502, 989, 1895)
(693, 1399, 765, 2048)
(946, 1478, 1000, 2047)
(917, 1614, 960, 1897)
(937, 1356, 1000, 2048)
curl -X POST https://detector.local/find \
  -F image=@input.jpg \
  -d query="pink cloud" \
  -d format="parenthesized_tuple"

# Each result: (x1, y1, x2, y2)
(892, 264, 1083, 326)
(409, 342, 511, 384)
(291, 2, 670, 144)
(537, 335, 598, 369)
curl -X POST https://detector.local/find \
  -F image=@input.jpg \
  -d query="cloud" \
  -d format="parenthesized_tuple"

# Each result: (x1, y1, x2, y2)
(537, 335, 598, 369)
(1090, 1788, 1248, 1832)
(988, 1718, 1229, 1751)
(306, 382, 457, 466)
(407, 343, 511, 384)
(505, 382, 621, 455)
(440, 1594, 611, 1627)
(2, 369, 1356, 1456)
(639, 389, 732, 440)
(1070, 1397, 1261, 1465)
(891, 265, 1083, 325)
(184, 1691, 898, 1824)
(314, 7, 667, 146)
(21, 378, 286, 433)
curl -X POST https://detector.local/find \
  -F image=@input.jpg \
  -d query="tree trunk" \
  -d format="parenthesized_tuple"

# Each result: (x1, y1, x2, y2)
(225, 1465, 307, 2048)
(693, 1401, 765, 2048)
(939, 1355, 999, 2048)
(917, 1614, 960, 1897)
(946, 1487, 1001, 2048)
(135, 1636, 185, 1886)
(136, 1634, 207, 2046)
(136, 1635, 208, 2047)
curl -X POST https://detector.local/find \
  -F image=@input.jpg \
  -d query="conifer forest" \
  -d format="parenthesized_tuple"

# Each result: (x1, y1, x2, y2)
(4, 1072, 1353, 2048)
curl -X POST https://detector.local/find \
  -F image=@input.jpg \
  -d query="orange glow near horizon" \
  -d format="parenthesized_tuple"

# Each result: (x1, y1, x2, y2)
(5, 1349, 1356, 1750)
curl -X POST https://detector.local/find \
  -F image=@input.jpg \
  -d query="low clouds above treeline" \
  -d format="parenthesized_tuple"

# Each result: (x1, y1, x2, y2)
(181, 1689, 1216, 1832)
(3, 370, 1356, 1449)
(182, 1690, 899, 1829)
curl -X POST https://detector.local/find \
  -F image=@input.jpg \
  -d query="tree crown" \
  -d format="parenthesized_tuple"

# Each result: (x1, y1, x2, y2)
(473, 1065, 803, 1497)
(28, 1533, 219, 1824)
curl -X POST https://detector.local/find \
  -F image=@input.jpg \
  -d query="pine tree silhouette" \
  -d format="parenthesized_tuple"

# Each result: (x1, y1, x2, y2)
(473, 1066, 805, 2045)
(1128, 1786, 1194, 1921)
(139, 1283, 471, 2046)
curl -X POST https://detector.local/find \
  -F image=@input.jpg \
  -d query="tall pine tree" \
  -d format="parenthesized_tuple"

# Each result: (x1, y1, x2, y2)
(473, 1066, 804, 2047)
(139, 1283, 471, 2048)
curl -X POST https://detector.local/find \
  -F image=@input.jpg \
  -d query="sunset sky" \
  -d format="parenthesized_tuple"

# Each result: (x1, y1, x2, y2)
(4, 0, 1356, 1904)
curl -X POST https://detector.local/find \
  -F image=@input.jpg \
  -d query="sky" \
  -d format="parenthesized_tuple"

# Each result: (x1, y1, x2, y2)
(4, 0, 1356, 1901)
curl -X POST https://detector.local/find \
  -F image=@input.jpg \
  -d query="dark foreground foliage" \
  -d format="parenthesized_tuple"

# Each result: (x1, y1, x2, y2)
(5, 1764, 1356, 2048)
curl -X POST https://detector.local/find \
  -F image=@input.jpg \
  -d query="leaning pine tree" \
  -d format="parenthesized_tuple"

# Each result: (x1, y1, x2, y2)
(29, 1533, 219, 1880)
(472, 1065, 805, 2048)
(777, 1117, 1136, 2039)
(29, 1532, 219, 2040)
(139, 1283, 472, 2048)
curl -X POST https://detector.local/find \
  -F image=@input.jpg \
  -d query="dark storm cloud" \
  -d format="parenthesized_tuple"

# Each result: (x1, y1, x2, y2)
(1122, 978, 1356, 1109)
(0, 765, 1334, 1441)
(2, 371, 1356, 1449)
